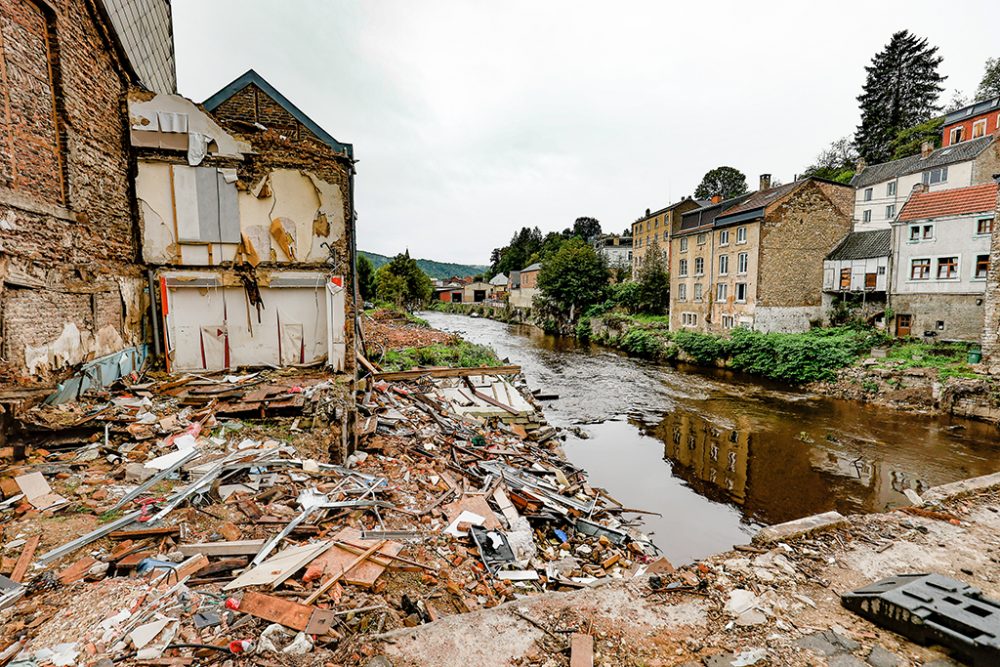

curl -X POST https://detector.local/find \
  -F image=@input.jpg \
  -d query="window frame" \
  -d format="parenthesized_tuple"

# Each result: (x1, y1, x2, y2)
(736, 226, 747, 244)
(974, 254, 990, 280)
(949, 127, 964, 144)
(716, 282, 728, 301)
(936, 256, 959, 280)
(694, 257, 704, 276)
(976, 217, 993, 236)
(679, 237, 689, 252)
(910, 258, 931, 281)
(737, 252, 749, 275)
(719, 229, 730, 246)
(693, 283, 703, 302)
(885, 204, 895, 219)
(887, 181, 897, 197)
(864, 188, 873, 202)
(972, 118, 987, 139)
(735, 282, 747, 303)
(862, 209, 872, 223)
(678, 259, 689, 277)
(677, 283, 687, 301)
(718, 254, 729, 276)
(697, 233, 707, 246)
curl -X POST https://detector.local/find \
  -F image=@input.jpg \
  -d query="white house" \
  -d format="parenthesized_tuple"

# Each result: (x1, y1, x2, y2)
(889, 182, 997, 341)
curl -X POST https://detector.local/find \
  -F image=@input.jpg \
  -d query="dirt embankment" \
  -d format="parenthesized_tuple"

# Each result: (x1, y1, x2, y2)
(362, 309, 456, 352)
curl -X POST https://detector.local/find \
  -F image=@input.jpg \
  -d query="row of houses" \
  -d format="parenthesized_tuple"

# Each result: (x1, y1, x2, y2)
(0, 0, 358, 401)
(616, 96, 1000, 345)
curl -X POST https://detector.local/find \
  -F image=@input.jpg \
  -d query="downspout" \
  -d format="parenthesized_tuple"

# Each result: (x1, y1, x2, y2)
(349, 161, 363, 363)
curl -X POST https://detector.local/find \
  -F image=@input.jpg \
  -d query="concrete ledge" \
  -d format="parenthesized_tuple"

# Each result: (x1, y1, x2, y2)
(753, 511, 847, 545)
(923, 471, 1000, 503)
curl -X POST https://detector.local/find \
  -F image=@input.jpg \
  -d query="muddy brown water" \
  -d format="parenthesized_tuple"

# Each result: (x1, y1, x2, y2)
(418, 312, 1000, 564)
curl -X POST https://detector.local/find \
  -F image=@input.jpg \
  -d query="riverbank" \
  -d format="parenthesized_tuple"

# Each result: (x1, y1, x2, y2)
(375, 471, 1000, 667)
(437, 305, 1000, 426)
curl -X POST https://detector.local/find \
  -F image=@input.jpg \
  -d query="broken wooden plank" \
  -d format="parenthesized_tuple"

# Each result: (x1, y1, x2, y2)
(176, 540, 265, 558)
(110, 526, 180, 540)
(303, 540, 386, 605)
(10, 535, 39, 583)
(570, 633, 594, 667)
(238, 591, 334, 634)
(303, 529, 403, 588)
(371, 365, 521, 382)
(58, 556, 97, 584)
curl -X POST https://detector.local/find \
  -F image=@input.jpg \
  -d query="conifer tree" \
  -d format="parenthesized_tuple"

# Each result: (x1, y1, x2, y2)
(855, 31, 945, 164)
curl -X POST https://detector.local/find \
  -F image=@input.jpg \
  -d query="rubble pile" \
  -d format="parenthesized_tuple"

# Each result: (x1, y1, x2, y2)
(0, 365, 662, 666)
(362, 309, 456, 353)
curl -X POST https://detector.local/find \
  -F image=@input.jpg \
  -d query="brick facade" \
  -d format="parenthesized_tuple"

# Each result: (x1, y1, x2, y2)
(212, 84, 329, 146)
(0, 0, 143, 381)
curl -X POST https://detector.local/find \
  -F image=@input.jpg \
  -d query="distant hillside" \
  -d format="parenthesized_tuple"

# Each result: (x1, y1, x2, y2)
(360, 251, 488, 280)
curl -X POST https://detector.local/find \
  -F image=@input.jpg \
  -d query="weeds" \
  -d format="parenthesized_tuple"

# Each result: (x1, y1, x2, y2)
(381, 341, 500, 371)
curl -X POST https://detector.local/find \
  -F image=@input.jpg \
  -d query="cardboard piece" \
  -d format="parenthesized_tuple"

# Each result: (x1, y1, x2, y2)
(14, 472, 68, 511)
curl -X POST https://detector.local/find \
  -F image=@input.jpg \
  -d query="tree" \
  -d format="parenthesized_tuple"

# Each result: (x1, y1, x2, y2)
(945, 90, 970, 112)
(374, 250, 433, 310)
(855, 31, 945, 164)
(976, 57, 1000, 101)
(694, 166, 749, 200)
(889, 116, 943, 159)
(489, 226, 543, 276)
(571, 217, 602, 241)
(636, 241, 670, 314)
(357, 253, 376, 303)
(537, 238, 608, 320)
(803, 137, 858, 184)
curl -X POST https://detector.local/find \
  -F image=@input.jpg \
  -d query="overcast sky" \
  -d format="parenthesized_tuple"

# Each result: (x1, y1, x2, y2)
(173, 0, 1000, 265)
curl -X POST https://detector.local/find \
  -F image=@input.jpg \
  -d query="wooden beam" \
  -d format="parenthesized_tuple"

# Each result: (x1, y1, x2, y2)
(176, 540, 265, 558)
(303, 540, 385, 605)
(110, 526, 180, 540)
(10, 535, 39, 583)
(371, 365, 520, 382)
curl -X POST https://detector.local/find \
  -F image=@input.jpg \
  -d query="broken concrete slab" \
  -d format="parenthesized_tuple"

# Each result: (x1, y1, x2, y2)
(753, 510, 847, 544)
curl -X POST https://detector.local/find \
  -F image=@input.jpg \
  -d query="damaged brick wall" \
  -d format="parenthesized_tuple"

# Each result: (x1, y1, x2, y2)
(0, 0, 143, 383)
(211, 83, 329, 146)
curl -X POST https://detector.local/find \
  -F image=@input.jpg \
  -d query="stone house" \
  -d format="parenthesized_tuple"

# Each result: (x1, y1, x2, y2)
(822, 229, 891, 322)
(671, 176, 854, 333)
(129, 69, 356, 373)
(631, 198, 702, 279)
(889, 182, 997, 341)
(0, 0, 174, 397)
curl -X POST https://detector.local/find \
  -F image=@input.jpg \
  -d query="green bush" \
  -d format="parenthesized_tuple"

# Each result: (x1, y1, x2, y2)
(672, 330, 729, 365)
(575, 317, 592, 340)
(726, 326, 884, 383)
(381, 341, 500, 371)
(619, 328, 666, 358)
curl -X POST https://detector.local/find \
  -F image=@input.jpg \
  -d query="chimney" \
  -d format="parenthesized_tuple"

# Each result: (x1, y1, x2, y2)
(645, 208, 651, 216)
(856, 157, 866, 174)
(921, 141, 934, 158)
(912, 182, 928, 194)
(759, 174, 771, 191)
(711, 194, 722, 204)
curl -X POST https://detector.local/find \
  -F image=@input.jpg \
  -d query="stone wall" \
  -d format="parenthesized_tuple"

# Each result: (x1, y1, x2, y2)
(982, 185, 1000, 363)
(212, 84, 328, 147)
(0, 0, 144, 383)
(892, 293, 984, 342)
(758, 181, 853, 312)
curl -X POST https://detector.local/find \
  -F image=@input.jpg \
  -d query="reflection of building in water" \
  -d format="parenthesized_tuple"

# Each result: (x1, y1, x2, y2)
(653, 410, 750, 506)
(809, 447, 929, 511)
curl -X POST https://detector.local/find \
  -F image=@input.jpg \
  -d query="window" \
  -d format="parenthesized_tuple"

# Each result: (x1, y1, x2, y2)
(922, 167, 948, 185)
(885, 204, 895, 219)
(637, 238, 642, 248)
(911, 258, 930, 280)
(678, 259, 688, 276)
(863, 210, 872, 223)
(717, 283, 728, 301)
(663, 231, 668, 241)
(697, 233, 707, 245)
(975, 254, 990, 279)
(736, 226, 747, 244)
(864, 188, 873, 201)
(721, 315, 735, 329)
(923, 224, 933, 239)
(887, 182, 897, 197)
(910, 223, 933, 241)
(681, 312, 697, 326)
(977, 218, 993, 235)
(840, 268, 851, 289)
(654, 218, 659, 227)
(950, 127, 965, 144)
(694, 257, 704, 275)
(719, 255, 729, 275)
(735, 282, 747, 303)
(909, 225, 920, 241)
(936, 256, 958, 280)
(719, 230, 730, 246)
(680, 237, 689, 252)
(737, 252, 749, 275)
(972, 119, 987, 139)
(878, 266, 886, 275)
(677, 284, 687, 301)
(694, 283, 703, 301)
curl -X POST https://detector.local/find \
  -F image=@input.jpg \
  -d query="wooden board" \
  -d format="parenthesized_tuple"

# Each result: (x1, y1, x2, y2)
(222, 541, 330, 591)
(371, 365, 521, 382)
(11, 535, 39, 583)
(176, 540, 265, 557)
(304, 528, 402, 588)
(238, 591, 333, 634)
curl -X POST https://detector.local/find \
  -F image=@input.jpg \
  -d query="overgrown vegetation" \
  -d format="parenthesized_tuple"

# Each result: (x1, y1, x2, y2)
(374, 250, 434, 310)
(380, 340, 500, 372)
(880, 341, 979, 380)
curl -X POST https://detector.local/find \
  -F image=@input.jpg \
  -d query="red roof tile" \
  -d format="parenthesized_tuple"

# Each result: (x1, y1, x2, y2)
(897, 182, 998, 222)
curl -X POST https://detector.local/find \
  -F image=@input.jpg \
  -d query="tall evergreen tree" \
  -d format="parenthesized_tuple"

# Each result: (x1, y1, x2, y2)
(855, 31, 945, 165)
(976, 57, 1000, 101)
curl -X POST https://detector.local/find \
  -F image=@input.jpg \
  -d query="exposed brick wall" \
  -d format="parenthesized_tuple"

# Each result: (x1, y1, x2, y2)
(758, 181, 853, 309)
(0, 0, 142, 383)
(213, 84, 327, 145)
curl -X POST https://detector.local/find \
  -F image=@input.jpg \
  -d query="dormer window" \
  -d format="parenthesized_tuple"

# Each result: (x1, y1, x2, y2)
(972, 119, 987, 139)
(950, 127, 965, 144)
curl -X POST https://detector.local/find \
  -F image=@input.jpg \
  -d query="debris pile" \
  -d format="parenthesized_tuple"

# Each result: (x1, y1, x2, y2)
(362, 308, 455, 353)
(0, 364, 660, 665)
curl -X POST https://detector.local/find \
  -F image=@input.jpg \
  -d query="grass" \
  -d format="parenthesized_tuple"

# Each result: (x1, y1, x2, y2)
(880, 341, 981, 380)
(381, 340, 500, 371)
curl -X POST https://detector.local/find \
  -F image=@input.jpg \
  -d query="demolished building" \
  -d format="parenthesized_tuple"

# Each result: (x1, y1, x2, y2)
(129, 69, 357, 374)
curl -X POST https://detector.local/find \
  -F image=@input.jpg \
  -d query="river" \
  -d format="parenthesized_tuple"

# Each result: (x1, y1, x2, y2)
(419, 311, 1000, 564)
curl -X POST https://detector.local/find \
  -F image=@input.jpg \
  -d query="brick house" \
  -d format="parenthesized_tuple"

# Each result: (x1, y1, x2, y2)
(671, 176, 854, 333)
(509, 262, 540, 310)
(889, 182, 997, 341)
(0, 0, 173, 394)
(630, 198, 702, 279)
(129, 69, 357, 373)
(941, 95, 1000, 147)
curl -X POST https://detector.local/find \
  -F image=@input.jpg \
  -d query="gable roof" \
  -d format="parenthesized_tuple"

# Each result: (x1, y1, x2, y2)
(489, 273, 508, 286)
(826, 229, 891, 261)
(521, 262, 542, 272)
(897, 182, 998, 222)
(714, 180, 805, 225)
(203, 69, 353, 158)
(852, 136, 995, 188)
(676, 193, 753, 235)
(943, 95, 1000, 126)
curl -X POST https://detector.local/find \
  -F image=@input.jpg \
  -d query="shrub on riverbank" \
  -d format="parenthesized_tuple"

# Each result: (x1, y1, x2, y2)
(725, 327, 886, 383)
(881, 341, 979, 380)
(380, 340, 501, 371)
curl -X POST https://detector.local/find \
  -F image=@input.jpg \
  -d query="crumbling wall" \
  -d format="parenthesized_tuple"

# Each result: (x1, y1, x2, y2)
(0, 0, 144, 385)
